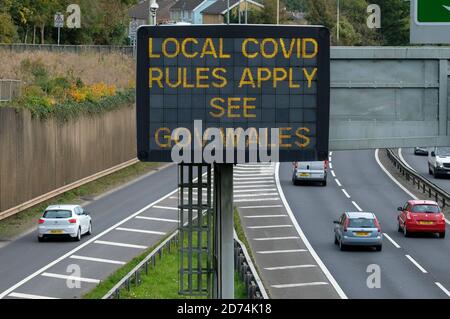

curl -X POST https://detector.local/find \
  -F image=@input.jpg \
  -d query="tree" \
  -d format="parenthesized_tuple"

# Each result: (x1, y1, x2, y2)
(0, 12, 18, 43)
(371, 0, 409, 45)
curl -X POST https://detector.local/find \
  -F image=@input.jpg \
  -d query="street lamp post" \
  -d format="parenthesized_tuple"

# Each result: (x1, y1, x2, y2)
(277, 0, 280, 24)
(336, 0, 340, 45)
(149, 0, 159, 26)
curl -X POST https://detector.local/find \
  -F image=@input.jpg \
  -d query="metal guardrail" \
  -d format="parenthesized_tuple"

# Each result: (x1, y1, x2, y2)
(102, 229, 268, 299)
(0, 79, 21, 102)
(234, 233, 268, 299)
(103, 230, 179, 299)
(386, 149, 450, 208)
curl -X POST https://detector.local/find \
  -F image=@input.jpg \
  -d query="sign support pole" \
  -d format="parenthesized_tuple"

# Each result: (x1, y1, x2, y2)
(213, 164, 234, 299)
(57, 27, 61, 45)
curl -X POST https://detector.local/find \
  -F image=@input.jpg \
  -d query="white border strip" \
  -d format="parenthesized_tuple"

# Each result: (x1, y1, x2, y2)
(275, 162, 348, 299)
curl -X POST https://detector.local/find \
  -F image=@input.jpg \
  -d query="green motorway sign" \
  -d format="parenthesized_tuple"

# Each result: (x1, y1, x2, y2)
(417, 0, 450, 24)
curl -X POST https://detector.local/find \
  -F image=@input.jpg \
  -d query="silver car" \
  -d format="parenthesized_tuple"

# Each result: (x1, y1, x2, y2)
(292, 161, 327, 186)
(38, 205, 92, 242)
(334, 212, 383, 251)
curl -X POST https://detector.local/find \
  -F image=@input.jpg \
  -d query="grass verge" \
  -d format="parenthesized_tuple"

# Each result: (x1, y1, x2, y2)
(0, 162, 164, 241)
(85, 233, 248, 299)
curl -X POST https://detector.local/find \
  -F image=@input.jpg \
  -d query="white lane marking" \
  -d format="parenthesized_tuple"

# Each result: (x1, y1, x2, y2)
(352, 201, 363, 212)
(375, 149, 418, 199)
(234, 185, 275, 189)
(239, 205, 283, 209)
(329, 152, 333, 156)
(329, 162, 333, 169)
(234, 173, 274, 177)
(116, 227, 166, 235)
(405, 255, 428, 273)
(70, 255, 126, 265)
(271, 282, 329, 289)
(275, 162, 347, 299)
(383, 233, 401, 249)
(331, 170, 336, 177)
(41, 272, 100, 284)
(153, 205, 178, 211)
(135, 216, 178, 223)
(342, 189, 351, 198)
(234, 181, 275, 185)
(234, 188, 277, 193)
(436, 282, 450, 298)
(257, 249, 307, 254)
(253, 236, 299, 241)
(244, 214, 287, 218)
(335, 179, 342, 187)
(398, 148, 415, 171)
(234, 193, 279, 198)
(0, 185, 178, 299)
(234, 198, 280, 203)
(234, 177, 274, 181)
(8, 292, 59, 300)
(94, 240, 147, 249)
(247, 225, 292, 229)
(264, 265, 317, 271)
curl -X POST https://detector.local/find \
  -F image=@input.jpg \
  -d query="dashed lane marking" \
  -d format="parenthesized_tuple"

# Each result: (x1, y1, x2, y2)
(435, 282, 450, 298)
(116, 227, 166, 236)
(135, 216, 178, 223)
(244, 214, 288, 218)
(247, 225, 292, 229)
(41, 272, 100, 284)
(253, 236, 299, 241)
(383, 233, 401, 249)
(406, 255, 428, 273)
(352, 201, 363, 212)
(94, 240, 147, 249)
(239, 204, 283, 209)
(69, 255, 126, 265)
(271, 282, 329, 289)
(264, 265, 317, 271)
(257, 249, 307, 254)
(8, 292, 59, 300)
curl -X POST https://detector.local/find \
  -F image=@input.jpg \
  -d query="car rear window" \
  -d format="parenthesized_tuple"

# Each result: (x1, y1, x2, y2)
(348, 218, 376, 228)
(43, 210, 72, 219)
(411, 205, 440, 213)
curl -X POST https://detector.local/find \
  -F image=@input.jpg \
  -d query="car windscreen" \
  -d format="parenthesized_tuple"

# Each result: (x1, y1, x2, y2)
(411, 205, 440, 213)
(436, 147, 450, 156)
(43, 210, 72, 219)
(348, 218, 376, 228)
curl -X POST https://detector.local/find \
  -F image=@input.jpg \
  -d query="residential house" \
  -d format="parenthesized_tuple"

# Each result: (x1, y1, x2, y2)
(201, 0, 264, 24)
(169, 0, 217, 24)
(128, 0, 177, 25)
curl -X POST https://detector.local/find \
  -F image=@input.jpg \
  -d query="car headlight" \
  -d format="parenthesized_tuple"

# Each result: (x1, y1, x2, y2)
(437, 162, 444, 168)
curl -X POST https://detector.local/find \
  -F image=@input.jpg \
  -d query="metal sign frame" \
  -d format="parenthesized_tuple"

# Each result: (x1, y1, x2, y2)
(410, 0, 450, 44)
(136, 24, 330, 163)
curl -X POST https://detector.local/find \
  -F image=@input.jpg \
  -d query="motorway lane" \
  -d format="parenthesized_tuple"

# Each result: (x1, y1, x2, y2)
(0, 164, 178, 298)
(400, 148, 450, 193)
(280, 150, 450, 298)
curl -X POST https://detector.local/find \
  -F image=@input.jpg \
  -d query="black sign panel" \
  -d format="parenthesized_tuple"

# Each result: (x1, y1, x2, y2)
(136, 25, 330, 162)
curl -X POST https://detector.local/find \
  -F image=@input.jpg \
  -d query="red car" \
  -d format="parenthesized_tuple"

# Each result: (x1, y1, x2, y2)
(398, 200, 446, 238)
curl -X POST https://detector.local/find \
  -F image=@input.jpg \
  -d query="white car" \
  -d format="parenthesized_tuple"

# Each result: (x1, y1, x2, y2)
(292, 161, 328, 186)
(38, 205, 92, 242)
(428, 147, 450, 178)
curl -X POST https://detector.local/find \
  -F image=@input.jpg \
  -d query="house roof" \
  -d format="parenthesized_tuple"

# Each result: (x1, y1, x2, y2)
(128, 0, 176, 21)
(201, 0, 263, 15)
(170, 0, 206, 11)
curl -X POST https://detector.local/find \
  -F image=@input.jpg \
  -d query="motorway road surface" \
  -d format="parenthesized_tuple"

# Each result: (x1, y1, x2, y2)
(2, 150, 450, 299)
(0, 164, 180, 299)
(399, 148, 450, 193)
(280, 150, 450, 298)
